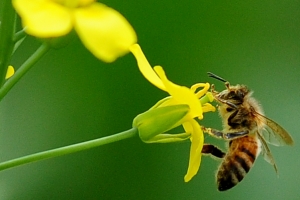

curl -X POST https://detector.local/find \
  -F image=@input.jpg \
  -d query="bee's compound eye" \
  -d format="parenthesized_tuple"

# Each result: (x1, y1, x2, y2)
(226, 107, 234, 112)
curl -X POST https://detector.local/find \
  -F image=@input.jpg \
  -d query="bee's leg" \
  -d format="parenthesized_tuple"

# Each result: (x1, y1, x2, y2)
(224, 130, 249, 139)
(211, 82, 238, 109)
(214, 97, 238, 109)
(202, 144, 226, 158)
(224, 82, 231, 90)
(211, 86, 238, 109)
(211, 84, 217, 94)
(201, 127, 224, 139)
(202, 127, 249, 140)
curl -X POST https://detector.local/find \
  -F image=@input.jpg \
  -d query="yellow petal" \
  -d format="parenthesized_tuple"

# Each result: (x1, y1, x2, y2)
(53, 0, 95, 7)
(154, 66, 203, 119)
(13, 0, 73, 37)
(183, 120, 204, 182)
(77, 0, 95, 6)
(5, 66, 15, 79)
(74, 3, 137, 62)
(202, 103, 216, 113)
(130, 44, 166, 91)
(190, 83, 210, 99)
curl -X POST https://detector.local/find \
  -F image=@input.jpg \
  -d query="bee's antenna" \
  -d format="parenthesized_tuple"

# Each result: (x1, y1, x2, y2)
(207, 72, 227, 83)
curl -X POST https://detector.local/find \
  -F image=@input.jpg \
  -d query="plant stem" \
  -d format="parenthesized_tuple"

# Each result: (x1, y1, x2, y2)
(12, 29, 27, 54)
(0, 128, 138, 171)
(13, 29, 27, 43)
(0, 43, 50, 102)
(0, 0, 16, 86)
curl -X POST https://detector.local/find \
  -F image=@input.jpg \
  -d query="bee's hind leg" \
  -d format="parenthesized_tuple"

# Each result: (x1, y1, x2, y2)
(202, 144, 226, 158)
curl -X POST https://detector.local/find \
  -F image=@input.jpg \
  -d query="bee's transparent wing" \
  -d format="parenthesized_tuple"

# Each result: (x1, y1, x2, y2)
(256, 113, 293, 146)
(257, 131, 278, 175)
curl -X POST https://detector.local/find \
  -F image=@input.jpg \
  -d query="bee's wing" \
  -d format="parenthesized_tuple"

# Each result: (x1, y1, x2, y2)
(257, 131, 278, 174)
(256, 113, 294, 146)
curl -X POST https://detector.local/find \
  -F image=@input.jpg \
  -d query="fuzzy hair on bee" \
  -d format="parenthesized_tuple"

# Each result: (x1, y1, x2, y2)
(217, 84, 265, 136)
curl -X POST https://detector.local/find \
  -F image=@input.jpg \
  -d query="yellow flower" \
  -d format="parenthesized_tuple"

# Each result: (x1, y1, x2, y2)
(6, 66, 14, 79)
(13, 0, 137, 62)
(130, 44, 215, 182)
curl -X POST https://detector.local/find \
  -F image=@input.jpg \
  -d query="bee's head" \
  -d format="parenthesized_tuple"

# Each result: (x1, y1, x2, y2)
(207, 72, 250, 106)
(217, 83, 249, 105)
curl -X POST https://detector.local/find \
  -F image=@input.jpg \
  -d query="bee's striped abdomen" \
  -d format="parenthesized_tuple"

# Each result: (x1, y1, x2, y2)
(217, 135, 260, 191)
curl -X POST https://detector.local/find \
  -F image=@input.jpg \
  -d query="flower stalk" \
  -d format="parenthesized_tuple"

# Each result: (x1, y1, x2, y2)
(0, 43, 50, 102)
(0, 0, 16, 86)
(0, 128, 138, 171)
(13, 28, 27, 43)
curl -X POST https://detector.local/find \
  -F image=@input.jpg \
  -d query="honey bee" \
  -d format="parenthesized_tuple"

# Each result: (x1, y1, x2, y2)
(201, 72, 294, 191)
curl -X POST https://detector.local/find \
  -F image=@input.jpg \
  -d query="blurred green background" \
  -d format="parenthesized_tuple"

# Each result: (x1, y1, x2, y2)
(1, 0, 300, 199)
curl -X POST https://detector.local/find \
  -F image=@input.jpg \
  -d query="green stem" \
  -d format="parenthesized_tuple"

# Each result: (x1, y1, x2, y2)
(13, 28, 27, 43)
(0, 128, 138, 171)
(0, 0, 16, 86)
(12, 35, 27, 55)
(0, 43, 50, 102)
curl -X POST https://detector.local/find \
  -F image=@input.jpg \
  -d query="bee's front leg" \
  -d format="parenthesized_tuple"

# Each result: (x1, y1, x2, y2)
(202, 126, 249, 140)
